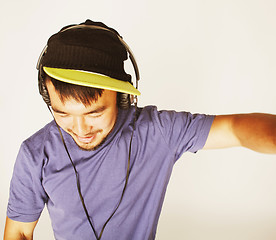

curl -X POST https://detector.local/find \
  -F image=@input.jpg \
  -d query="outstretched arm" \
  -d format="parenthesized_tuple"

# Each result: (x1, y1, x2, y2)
(204, 113, 276, 154)
(4, 217, 38, 240)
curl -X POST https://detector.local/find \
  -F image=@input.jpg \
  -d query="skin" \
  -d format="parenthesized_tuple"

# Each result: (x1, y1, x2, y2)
(4, 217, 37, 240)
(204, 113, 276, 154)
(4, 82, 276, 239)
(46, 80, 118, 151)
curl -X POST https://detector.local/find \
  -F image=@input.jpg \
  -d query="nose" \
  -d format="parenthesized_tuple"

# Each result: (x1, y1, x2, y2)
(72, 116, 92, 136)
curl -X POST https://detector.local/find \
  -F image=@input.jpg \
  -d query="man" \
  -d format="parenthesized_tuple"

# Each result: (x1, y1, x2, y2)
(4, 19, 276, 240)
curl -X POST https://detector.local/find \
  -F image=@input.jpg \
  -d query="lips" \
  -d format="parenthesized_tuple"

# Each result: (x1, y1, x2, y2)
(76, 134, 96, 143)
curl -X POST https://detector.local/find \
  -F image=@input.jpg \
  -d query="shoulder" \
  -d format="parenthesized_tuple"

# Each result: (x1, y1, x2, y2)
(24, 120, 55, 143)
(123, 105, 214, 132)
(135, 105, 193, 126)
(135, 105, 173, 122)
(20, 121, 58, 160)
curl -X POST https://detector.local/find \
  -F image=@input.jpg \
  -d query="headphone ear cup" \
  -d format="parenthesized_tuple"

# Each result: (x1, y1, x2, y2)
(38, 66, 51, 106)
(117, 93, 130, 109)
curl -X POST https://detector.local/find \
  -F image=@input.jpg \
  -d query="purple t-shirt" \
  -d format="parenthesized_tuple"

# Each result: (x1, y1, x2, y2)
(7, 106, 214, 240)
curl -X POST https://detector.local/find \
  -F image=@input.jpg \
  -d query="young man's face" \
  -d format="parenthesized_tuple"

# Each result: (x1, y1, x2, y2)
(46, 80, 118, 151)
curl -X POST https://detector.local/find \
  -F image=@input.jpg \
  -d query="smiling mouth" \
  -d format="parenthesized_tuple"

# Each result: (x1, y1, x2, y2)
(76, 135, 96, 143)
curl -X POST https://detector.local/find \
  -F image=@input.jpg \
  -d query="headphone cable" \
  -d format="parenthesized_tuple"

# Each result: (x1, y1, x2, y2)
(48, 104, 136, 240)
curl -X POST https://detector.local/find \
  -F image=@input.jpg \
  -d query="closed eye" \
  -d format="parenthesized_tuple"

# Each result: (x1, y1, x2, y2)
(90, 113, 103, 118)
(57, 113, 69, 118)
(51, 105, 107, 118)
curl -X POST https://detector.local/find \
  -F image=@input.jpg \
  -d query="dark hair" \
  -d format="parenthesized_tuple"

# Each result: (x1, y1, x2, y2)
(45, 75, 104, 107)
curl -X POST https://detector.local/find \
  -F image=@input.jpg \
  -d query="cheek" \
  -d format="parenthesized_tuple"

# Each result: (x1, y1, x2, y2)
(53, 116, 73, 130)
(97, 112, 117, 131)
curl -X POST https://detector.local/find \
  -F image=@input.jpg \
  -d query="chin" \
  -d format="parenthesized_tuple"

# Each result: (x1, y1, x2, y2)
(75, 141, 98, 151)
(75, 137, 107, 151)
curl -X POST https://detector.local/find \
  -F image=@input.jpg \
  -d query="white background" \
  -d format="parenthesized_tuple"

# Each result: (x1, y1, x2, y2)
(1, 0, 276, 239)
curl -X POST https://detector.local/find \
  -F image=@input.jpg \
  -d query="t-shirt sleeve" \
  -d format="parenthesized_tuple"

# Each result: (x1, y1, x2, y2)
(152, 108, 215, 159)
(7, 142, 48, 222)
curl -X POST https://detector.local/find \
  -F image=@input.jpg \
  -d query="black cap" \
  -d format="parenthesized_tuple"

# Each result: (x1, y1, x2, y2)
(41, 19, 131, 82)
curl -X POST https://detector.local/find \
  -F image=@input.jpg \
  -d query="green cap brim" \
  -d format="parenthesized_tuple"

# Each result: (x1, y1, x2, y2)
(43, 67, 141, 96)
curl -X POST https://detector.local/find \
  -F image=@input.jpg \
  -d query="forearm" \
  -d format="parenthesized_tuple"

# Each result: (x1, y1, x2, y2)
(4, 233, 33, 240)
(232, 113, 276, 154)
(4, 217, 36, 240)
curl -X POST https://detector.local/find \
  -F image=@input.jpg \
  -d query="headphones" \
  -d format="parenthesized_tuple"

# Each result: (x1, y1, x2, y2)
(36, 23, 139, 240)
(36, 24, 140, 109)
